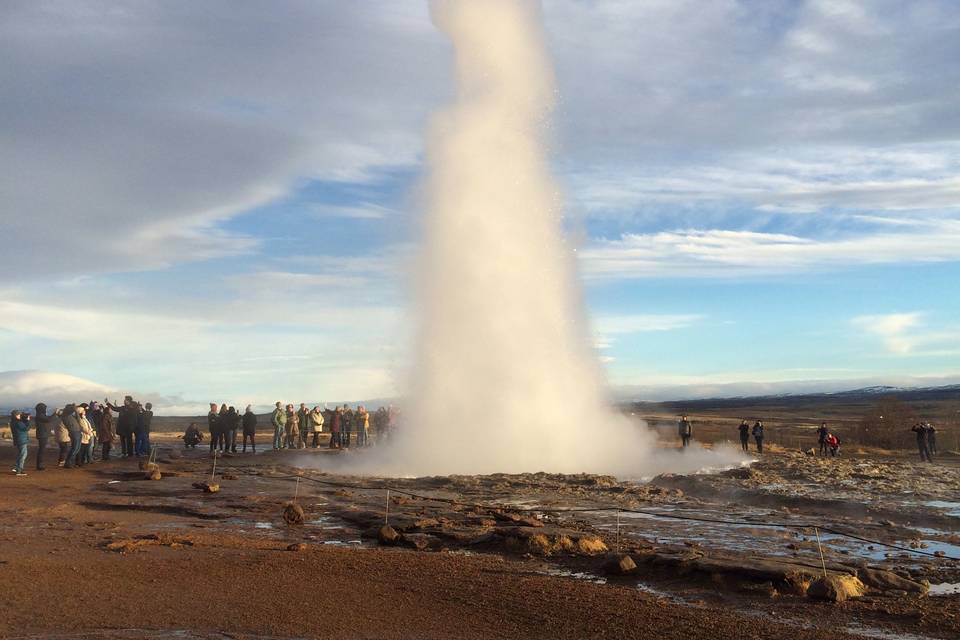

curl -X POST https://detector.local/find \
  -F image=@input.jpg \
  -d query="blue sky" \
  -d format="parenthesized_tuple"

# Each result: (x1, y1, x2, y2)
(1, 0, 959, 411)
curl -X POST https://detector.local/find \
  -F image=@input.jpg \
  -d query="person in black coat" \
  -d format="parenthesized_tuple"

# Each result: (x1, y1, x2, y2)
(737, 420, 750, 452)
(34, 402, 54, 471)
(242, 406, 257, 453)
(752, 421, 765, 454)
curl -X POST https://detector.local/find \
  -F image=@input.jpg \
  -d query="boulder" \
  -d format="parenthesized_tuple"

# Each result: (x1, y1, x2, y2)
(807, 575, 866, 602)
(145, 467, 162, 481)
(602, 553, 637, 575)
(282, 502, 305, 525)
(192, 481, 220, 493)
(287, 542, 307, 552)
(378, 524, 401, 546)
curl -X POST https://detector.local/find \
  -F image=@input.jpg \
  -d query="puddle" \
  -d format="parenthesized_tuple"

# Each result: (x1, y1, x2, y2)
(928, 582, 960, 596)
(843, 623, 938, 640)
(254, 522, 274, 530)
(925, 501, 960, 517)
(538, 566, 607, 585)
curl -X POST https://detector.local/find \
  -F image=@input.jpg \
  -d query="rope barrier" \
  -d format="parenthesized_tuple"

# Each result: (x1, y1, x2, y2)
(207, 459, 960, 562)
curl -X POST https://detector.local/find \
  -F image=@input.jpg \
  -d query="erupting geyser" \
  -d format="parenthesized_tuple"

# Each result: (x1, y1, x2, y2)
(381, 0, 741, 476)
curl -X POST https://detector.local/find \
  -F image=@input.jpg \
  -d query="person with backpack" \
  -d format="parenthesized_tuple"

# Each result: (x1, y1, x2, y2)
(752, 420, 765, 454)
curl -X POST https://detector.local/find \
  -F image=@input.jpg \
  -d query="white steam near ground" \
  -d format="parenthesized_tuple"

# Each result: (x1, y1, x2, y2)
(357, 0, 745, 478)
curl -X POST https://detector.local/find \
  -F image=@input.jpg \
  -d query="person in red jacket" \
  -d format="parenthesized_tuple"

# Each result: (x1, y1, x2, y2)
(825, 433, 840, 457)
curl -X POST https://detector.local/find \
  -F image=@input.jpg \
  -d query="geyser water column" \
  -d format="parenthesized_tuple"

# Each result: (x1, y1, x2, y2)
(388, 0, 659, 476)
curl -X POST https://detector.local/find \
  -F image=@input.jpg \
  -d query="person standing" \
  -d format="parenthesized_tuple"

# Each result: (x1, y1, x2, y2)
(11, 410, 31, 476)
(356, 405, 369, 447)
(285, 405, 299, 449)
(911, 423, 931, 462)
(217, 404, 228, 452)
(62, 404, 83, 468)
(225, 406, 240, 453)
(817, 422, 829, 456)
(752, 420, 765, 454)
(329, 407, 342, 449)
(678, 415, 692, 448)
(34, 403, 53, 471)
(297, 403, 309, 449)
(737, 420, 750, 452)
(926, 423, 938, 457)
(309, 406, 325, 448)
(271, 402, 286, 450)
(77, 405, 94, 466)
(98, 408, 115, 461)
(242, 406, 257, 453)
(55, 409, 70, 466)
(207, 403, 219, 455)
(106, 396, 138, 458)
(141, 403, 154, 456)
(342, 404, 353, 448)
(88, 402, 102, 460)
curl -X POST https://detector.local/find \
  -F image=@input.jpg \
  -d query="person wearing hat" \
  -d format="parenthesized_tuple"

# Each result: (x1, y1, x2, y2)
(34, 402, 54, 471)
(11, 410, 31, 476)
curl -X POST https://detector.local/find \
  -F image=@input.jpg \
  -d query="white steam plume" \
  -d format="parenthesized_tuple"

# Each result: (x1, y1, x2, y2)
(375, 0, 743, 477)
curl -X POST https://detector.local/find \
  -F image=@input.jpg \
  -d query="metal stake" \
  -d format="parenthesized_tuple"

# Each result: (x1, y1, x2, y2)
(210, 450, 218, 481)
(814, 527, 828, 579)
(385, 488, 391, 524)
(616, 509, 621, 553)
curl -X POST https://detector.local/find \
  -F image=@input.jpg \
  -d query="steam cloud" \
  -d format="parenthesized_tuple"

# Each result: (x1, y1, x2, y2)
(376, 0, 743, 477)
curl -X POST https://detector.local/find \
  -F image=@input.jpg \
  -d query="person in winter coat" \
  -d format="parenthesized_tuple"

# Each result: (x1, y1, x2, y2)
(309, 407, 325, 448)
(752, 421, 765, 454)
(297, 403, 310, 449)
(911, 423, 931, 462)
(207, 403, 219, 454)
(55, 409, 70, 466)
(926, 423, 938, 457)
(77, 405, 94, 466)
(241, 406, 257, 453)
(225, 406, 240, 453)
(285, 405, 300, 449)
(61, 404, 83, 468)
(329, 407, 342, 449)
(356, 406, 370, 447)
(678, 415, 692, 448)
(825, 433, 840, 457)
(341, 405, 353, 448)
(135, 402, 154, 457)
(183, 422, 203, 448)
(271, 402, 286, 450)
(106, 396, 138, 458)
(737, 420, 750, 452)
(34, 402, 54, 471)
(817, 423, 829, 456)
(98, 409, 115, 460)
(11, 410, 31, 475)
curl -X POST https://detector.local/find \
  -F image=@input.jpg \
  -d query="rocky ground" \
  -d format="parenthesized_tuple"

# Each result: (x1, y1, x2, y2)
(0, 441, 957, 639)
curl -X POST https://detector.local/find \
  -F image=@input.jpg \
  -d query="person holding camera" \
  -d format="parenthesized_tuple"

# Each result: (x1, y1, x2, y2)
(11, 410, 31, 476)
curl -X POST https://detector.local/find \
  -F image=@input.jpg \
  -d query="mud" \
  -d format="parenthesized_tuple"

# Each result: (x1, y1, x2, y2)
(0, 443, 957, 639)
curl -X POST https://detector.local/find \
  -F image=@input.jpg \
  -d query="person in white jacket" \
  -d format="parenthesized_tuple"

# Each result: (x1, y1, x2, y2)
(77, 405, 95, 466)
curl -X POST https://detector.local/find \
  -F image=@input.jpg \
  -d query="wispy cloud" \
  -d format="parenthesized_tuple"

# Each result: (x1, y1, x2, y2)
(580, 220, 960, 279)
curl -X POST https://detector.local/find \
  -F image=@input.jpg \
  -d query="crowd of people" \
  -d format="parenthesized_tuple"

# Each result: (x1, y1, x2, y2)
(182, 402, 398, 456)
(8, 396, 153, 476)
